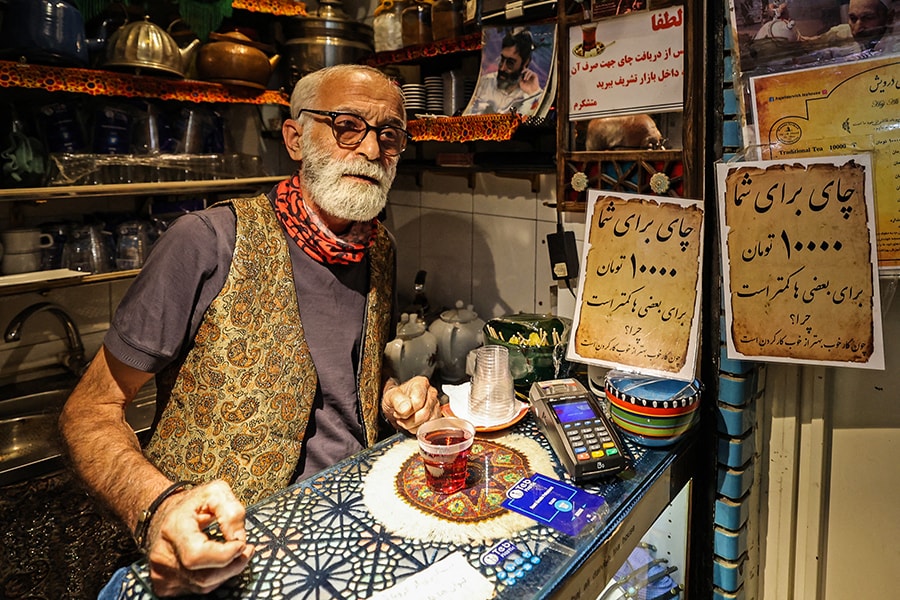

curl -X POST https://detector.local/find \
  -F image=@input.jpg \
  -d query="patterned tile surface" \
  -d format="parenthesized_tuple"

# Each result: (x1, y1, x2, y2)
(122, 416, 679, 599)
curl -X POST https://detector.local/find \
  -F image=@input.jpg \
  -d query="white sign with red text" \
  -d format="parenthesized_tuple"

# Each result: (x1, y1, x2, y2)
(568, 7, 685, 120)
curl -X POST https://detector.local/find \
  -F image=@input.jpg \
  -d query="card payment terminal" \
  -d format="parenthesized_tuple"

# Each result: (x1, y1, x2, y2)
(529, 378, 629, 482)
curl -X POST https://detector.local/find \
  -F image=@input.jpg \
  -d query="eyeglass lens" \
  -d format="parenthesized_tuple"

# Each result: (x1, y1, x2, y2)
(330, 113, 407, 156)
(498, 55, 520, 70)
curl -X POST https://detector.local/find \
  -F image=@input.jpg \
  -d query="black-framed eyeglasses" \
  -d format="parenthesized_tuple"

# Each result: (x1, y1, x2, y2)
(498, 55, 521, 70)
(296, 109, 411, 157)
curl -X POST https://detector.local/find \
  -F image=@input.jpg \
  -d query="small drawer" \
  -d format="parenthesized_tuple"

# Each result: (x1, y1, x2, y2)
(716, 402, 755, 437)
(717, 463, 754, 500)
(715, 495, 751, 530)
(718, 372, 757, 407)
(713, 556, 747, 593)
(718, 432, 755, 468)
(713, 584, 746, 600)
(714, 524, 749, 561)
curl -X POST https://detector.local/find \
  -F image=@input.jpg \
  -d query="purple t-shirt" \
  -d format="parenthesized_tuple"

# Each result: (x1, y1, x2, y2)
(105, 192, 381, 482)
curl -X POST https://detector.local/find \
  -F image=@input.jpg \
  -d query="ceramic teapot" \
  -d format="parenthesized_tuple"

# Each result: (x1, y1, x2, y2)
(428, 300, 485, 383)
(196, 31, 281, 90)
(384, 313, 437, 382)
(0, 0, 99, 67)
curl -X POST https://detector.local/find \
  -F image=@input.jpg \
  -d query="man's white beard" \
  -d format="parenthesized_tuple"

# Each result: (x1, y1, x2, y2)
(301, 133, 397, 222)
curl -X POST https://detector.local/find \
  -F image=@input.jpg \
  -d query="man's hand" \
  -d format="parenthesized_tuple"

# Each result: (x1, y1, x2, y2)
(382, 376, 441, 434)
(147, 480, 255, 597)
(519, 68, 541, 95)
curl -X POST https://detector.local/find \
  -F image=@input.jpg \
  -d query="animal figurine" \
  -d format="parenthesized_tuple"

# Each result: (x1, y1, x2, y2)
(579, 114, 666, 150)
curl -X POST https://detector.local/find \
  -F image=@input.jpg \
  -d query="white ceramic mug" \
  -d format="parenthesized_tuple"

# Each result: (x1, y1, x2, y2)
(1, 228, 54, 254)
(2, 249, 41, 274)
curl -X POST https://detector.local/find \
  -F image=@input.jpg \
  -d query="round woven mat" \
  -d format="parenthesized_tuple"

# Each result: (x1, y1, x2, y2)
(362, 434, 555, 544)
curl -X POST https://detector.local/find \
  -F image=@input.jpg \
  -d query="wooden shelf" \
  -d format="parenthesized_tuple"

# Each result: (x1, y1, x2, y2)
(232, 0, 307, 16)
(0, 176, 287, 202)
(367, 33, 483, 67)
(0, 269, 140, 297)
(408, 113, 529, 143)
(0, 61, 289, 106)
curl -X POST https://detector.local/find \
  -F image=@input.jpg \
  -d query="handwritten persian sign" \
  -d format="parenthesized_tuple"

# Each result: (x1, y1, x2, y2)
(568, 7, 684, 120)
(568, 191, 704, 381)
(716, 155, 885, 369)
(366, 553, 493, 600)
(750, 56, 900, 267)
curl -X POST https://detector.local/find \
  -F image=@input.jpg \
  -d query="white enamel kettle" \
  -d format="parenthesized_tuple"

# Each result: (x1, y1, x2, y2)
(428, 300, 485, 383)
(384, 313, 437, 382)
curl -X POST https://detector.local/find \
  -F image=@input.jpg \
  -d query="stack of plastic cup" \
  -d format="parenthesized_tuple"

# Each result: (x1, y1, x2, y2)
(468, 345, 517, 426)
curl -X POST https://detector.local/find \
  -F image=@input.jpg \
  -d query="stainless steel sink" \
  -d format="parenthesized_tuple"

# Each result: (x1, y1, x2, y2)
(0, 376, 156, 486)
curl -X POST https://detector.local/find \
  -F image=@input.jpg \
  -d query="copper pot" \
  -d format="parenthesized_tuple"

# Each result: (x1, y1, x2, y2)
(195, 31, 280, 90)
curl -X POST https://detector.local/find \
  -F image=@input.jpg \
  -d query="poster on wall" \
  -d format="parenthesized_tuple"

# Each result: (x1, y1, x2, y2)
(568, 6, 684, 120)
(726, 0, 900, 138)
(750, 55, 900, 267)
(716, 155, 885, 369)
(728, 0, 900, 82)
(567, 191, 704, 381)
(464, 24, 557, 118)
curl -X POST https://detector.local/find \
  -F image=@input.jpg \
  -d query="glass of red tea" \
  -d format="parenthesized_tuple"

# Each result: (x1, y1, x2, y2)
(416, 417, 476, 494)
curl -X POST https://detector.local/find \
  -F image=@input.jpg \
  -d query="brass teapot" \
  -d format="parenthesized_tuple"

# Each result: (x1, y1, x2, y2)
(196, 31, 281, 90)
(104, 17, 200, 78)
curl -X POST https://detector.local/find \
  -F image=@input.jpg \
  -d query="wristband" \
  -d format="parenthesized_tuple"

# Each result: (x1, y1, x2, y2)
(134, 480, 195, 551)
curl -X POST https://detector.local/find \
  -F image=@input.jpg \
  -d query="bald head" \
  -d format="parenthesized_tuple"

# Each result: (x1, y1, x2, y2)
(289, 65, 405, 123)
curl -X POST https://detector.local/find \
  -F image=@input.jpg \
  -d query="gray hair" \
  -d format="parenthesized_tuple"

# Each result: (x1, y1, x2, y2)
(289, 64, 406, 122)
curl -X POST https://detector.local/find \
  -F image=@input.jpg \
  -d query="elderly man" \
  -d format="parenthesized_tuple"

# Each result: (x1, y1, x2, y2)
(803, 0, 898, 54)
(60, 64, 441, 597)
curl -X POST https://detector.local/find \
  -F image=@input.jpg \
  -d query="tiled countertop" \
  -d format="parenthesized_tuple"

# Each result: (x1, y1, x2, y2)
(120, 415, 695, 599)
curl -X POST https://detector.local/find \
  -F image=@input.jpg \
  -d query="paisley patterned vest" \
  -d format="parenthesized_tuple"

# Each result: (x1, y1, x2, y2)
(144, 194, 395, 506)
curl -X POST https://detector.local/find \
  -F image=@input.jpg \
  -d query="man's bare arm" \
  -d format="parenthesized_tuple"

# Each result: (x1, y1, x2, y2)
(60, 346, 254, 596)
(59, 345, 169, 531)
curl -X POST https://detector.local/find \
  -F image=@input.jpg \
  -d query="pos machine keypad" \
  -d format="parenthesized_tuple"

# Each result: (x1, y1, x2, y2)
(563, 418, 621, 463)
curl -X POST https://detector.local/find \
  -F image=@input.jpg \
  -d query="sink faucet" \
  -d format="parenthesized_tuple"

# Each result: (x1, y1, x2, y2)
(4, 302, 86, 376)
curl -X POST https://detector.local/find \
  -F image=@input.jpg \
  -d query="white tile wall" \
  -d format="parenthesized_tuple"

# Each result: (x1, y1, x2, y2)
(384, 170, 581, 322)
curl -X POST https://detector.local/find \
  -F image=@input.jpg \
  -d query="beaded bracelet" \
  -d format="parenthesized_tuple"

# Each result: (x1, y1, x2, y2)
(134, 480, 195, 551)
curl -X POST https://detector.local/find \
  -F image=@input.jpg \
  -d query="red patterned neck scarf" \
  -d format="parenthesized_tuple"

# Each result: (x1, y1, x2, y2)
(273, 172, 377, 265)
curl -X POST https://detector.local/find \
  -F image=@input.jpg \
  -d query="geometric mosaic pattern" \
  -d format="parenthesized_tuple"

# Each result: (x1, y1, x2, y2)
(121, 416, 677, 599)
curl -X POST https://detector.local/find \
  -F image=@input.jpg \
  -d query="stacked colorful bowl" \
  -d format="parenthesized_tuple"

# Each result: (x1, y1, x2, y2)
(603, 370, 702, 447)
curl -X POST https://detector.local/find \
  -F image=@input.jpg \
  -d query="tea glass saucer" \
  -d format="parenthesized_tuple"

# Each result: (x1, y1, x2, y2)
(442, 382, 530, 432)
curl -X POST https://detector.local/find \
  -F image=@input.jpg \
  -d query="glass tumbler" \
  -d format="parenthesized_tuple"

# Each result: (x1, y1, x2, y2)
(61, 225, 111, 273)
(115, 220, 151, 270)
